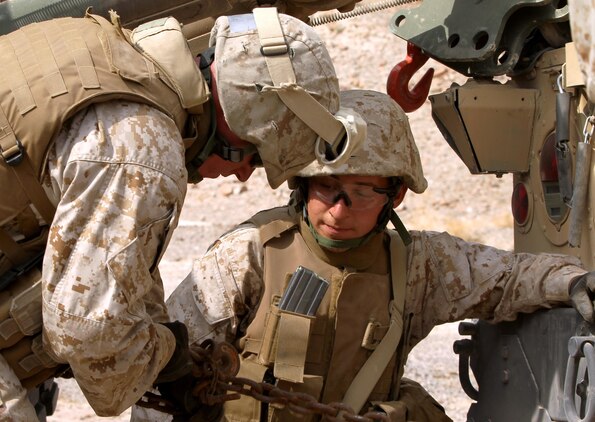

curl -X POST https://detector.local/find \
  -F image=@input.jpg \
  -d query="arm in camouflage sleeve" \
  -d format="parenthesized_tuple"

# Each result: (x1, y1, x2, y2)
(131, 228, 263, 422)
(41, 101, 186, 416)
(166, 224, 265, 347)
(405, 230, 586, 344)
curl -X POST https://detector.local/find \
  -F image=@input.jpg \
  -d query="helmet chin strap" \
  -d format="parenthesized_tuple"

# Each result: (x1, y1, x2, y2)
(302, 200, 408, 251)
(186, 47, 220, 183)
(292, 180, 412, 250)
(389, 209, 412, 246)
(303, 204, 371, 250)
(186, 100, 219, 183)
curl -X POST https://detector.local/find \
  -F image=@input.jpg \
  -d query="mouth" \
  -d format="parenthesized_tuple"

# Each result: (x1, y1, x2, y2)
(321, 223, 351, 237)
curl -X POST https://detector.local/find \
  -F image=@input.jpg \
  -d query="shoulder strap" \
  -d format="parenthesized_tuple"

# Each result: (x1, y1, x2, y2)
(246, 206, 299, 245)
(0, 107, 55, 228)
(340, 230, 407, 415)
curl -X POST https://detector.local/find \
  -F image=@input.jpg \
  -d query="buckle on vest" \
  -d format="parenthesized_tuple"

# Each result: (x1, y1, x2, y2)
(1, 138, 25, 166)
(361, 320, 389, 351)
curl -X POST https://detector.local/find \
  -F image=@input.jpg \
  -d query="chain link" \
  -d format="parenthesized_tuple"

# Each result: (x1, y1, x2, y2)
(137, 340, 390, 421)
(216, 376, 390, 422)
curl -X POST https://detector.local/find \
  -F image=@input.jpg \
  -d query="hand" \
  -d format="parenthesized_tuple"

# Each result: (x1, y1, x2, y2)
(157, 372, 223, 422)
(152, 329, 227, 421)
(155, 321, 193, 384)
(569, 272, 595, 322)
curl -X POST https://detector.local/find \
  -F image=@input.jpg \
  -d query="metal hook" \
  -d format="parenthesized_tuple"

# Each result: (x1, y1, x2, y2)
(386, 42, 434, 113)
(557, 73, 565, 93)
(582, 115, 595, 144)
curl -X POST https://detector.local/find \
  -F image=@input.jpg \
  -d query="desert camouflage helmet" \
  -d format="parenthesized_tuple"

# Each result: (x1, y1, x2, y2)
(211, 8, 362, 188)
(295, 90, 428, 193)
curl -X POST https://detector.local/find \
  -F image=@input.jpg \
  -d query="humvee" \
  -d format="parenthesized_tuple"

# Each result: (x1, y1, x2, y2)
(389, 1, 594, 421)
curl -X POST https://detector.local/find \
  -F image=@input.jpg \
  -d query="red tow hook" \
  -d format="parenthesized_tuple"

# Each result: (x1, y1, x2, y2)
(386, 42, 434, 113)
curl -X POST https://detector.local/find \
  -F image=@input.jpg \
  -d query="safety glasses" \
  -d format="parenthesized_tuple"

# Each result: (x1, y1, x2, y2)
(308, 177, 395, 210)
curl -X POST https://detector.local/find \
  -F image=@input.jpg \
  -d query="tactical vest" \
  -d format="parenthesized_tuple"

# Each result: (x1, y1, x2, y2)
(225, 208, 401, 422)
(0, 12, 209, 389)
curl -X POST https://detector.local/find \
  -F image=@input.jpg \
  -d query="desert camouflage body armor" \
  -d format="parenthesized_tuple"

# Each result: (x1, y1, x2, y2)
(0, 10, 207, 402)
(225, 208, 401, 421)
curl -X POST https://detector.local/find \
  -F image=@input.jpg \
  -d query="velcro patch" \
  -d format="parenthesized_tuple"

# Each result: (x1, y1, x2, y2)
(228, 14, 257, 33)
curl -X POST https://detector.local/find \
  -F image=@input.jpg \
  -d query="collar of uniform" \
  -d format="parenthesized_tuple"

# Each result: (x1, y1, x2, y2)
(299, 216, 387, 272)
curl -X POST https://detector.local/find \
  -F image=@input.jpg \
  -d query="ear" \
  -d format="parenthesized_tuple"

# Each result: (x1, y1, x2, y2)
(392, 185, 408, 208)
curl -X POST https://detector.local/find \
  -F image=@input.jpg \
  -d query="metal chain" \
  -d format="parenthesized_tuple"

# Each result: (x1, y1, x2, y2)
(218, 376, 390, 422)
(137, 340, 390, 421)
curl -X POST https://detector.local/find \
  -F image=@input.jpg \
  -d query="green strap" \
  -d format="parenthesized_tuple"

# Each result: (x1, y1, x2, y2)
(340, 230, 407, 415)
(390, 210, 412, 246)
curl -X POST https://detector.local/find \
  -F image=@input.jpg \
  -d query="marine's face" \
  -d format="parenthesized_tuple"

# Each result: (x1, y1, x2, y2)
(198, 146, 256, 182)
(306, 175, 394, 240)
(199, 62, 258, 182)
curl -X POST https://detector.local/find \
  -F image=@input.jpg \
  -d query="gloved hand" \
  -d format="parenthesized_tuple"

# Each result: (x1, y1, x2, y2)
(569, 272, 595, 323)
(154, 323, 224, 421)
(155, 321, 193, 384)
(157, 372, 223, 422)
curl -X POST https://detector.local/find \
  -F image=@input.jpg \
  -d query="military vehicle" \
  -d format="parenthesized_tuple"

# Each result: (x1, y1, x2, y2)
(0, 0, 592, 421)
(387, 1, 594, 421)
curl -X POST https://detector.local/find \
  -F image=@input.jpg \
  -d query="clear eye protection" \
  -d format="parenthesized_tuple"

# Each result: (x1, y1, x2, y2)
(309, 177, 396, 210)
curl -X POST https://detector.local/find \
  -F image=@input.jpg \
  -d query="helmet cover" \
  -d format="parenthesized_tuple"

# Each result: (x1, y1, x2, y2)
(210, 11, 340, 188)
(295, 90, 428, 193)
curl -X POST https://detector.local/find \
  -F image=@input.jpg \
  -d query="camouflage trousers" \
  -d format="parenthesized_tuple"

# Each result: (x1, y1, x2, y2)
(0, 354, 38, 421)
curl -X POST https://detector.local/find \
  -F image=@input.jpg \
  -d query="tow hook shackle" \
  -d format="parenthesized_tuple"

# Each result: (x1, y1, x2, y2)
(386, 42, 434, 113)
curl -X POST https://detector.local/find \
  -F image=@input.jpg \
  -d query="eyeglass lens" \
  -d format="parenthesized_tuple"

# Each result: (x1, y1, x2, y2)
(309, 178, 390, 210)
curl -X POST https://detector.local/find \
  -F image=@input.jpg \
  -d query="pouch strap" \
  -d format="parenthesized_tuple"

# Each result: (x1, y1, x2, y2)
(273, 310, 312, 383)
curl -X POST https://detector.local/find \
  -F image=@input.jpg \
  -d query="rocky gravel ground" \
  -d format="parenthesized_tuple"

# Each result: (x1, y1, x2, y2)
(47, 3, 514, 421)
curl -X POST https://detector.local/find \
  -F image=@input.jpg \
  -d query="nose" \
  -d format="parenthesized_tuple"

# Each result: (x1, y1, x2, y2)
(329, 197, 351, 219)
(234, 163, 255, 182)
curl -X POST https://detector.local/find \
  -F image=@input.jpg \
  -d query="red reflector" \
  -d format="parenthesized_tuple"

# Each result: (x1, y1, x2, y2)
(512, 182, 529, 225)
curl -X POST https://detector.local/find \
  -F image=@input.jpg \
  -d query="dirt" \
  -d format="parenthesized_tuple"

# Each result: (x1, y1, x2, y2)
(47, 4, 514, 421)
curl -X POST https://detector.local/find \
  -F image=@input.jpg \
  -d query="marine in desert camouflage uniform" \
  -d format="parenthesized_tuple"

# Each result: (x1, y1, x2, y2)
(156, 90, 594, 422)
(0, 2, 366, 419)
